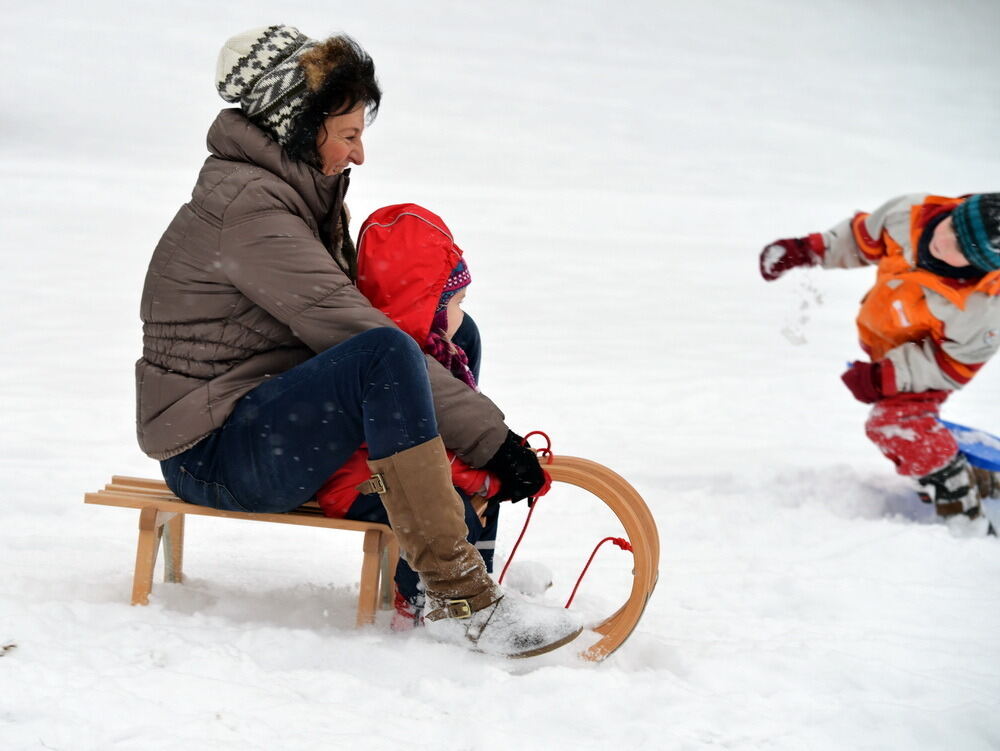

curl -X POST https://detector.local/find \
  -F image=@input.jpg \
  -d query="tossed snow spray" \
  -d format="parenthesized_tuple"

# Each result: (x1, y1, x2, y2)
(780, 271, 823, 346)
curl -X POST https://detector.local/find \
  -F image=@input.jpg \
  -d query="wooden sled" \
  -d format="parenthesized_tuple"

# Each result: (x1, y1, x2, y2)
(534, 455, 660, 662)
(85, 456, 658, 662)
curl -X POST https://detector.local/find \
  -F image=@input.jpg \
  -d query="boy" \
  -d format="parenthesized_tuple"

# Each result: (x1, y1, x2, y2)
(760, 193, 1000, 531)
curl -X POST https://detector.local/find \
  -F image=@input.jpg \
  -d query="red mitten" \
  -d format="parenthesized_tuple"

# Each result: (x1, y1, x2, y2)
(450, 455, 502, 499)
(841, 360, 897, 403)
(759, 234, 825, 281)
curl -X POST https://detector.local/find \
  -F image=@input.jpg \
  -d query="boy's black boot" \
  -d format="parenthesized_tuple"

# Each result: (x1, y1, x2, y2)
(916, 454, 995, 536)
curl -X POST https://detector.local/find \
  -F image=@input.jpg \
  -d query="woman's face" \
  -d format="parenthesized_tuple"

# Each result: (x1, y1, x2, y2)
(445, 289, 467, 339)
(316, 105, 366, 175)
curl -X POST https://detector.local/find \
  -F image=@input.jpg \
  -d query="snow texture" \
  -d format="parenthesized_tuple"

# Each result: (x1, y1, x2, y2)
(952, 427, 1000, 452)
(503, 560, 554, 597)
(2, 1, 1000, 750)
(872, 425, 920, 442)
(761, 244, 785, 274)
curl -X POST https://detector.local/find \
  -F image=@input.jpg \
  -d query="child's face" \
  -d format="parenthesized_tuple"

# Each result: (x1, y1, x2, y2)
(445, 288, 467, 339)
(929, 216, 970, 268)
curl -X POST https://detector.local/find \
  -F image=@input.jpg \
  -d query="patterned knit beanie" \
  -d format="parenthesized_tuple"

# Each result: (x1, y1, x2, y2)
(437, 258, 471, 311)
(215, 25, 318, 145)
(430, 257, 476, 390)
(952, 193, 1000, 272)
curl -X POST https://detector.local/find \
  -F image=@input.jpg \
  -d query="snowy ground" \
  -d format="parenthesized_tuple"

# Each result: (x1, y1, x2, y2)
(3, 1, 1000, 749)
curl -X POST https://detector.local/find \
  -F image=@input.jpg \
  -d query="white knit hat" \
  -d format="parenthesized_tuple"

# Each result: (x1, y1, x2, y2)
(215, 25, 317, 144)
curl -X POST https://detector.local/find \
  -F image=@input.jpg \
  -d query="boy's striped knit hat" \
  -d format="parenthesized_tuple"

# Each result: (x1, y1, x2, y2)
(215, 25, 317, 145)
(952, 193, 1000, 272)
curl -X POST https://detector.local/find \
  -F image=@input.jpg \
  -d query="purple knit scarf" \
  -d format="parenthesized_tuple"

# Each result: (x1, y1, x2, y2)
(426, 309, 478, 391)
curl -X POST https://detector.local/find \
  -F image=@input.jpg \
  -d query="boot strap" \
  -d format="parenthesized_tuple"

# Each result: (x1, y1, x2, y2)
(425, 590, 500, 622)
(356, 473, 387, 496)
(936, 500, 966, 517)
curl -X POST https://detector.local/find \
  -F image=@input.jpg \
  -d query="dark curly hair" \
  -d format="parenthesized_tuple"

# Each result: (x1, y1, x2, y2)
(284, 35, 381, 170)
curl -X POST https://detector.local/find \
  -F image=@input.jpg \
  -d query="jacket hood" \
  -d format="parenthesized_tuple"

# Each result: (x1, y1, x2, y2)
(356, 204, 463, 343)
(206, 108, 348, 222)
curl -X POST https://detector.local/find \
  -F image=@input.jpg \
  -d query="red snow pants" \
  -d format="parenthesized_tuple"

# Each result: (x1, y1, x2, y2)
(864, 390, 957, 477)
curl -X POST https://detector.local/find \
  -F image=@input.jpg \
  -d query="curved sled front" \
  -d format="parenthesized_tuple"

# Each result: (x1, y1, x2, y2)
(543, 455, 659, 661)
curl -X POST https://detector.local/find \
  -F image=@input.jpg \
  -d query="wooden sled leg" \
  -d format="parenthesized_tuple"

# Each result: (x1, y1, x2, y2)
(163, 514, 185, 584)
(356, 529, 382, 627)
(131, 507, 163, 605)
(378, 531, 399, 611)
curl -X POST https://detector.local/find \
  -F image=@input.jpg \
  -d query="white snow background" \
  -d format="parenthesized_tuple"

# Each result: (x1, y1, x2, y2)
(2, 1, 1000, 749)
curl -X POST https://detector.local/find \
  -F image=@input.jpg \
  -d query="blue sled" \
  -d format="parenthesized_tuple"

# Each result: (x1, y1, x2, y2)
(940, 420, 1000, 471)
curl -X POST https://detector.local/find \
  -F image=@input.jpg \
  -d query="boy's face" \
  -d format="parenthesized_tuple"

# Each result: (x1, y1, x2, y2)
(445, 288, 467, 339)
(929, 216, 970, 268)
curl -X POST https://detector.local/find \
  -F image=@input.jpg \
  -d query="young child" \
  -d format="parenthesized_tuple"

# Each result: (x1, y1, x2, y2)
(315, 204, 514, 626)
(760, 193, 1000, 532)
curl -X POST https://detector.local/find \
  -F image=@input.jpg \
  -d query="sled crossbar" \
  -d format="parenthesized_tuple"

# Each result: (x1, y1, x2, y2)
(84, 476, 399, 627)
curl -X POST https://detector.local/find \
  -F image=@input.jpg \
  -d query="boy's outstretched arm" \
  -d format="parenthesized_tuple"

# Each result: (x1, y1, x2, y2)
(759, 194, 928, 281)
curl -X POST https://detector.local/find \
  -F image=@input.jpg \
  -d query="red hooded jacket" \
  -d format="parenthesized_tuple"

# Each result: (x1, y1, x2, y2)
(315, 205, 499, 516)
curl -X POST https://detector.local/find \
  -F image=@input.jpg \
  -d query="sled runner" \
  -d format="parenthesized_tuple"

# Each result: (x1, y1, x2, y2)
(940, 420, 1000, 471)
(541, 454, 660, 662)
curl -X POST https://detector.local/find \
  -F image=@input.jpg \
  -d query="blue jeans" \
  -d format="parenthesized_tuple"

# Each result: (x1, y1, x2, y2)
(342, 313, 499, 605)
(161, 316, 499, 603)
(161, 326, 438, 512)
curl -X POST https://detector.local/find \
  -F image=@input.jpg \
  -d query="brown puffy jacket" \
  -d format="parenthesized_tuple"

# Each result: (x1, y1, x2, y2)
(136, 109, 506, 464)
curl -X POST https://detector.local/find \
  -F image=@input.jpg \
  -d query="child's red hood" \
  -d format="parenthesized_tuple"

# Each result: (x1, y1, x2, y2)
(356, 204, 464, 344)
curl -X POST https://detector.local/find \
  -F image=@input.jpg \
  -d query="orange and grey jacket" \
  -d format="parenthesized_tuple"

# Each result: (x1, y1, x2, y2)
(819, 194, 1000, 393)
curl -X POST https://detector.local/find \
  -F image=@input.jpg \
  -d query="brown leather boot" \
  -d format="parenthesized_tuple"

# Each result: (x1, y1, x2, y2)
(361, 436, 497, 602)
(362, 437, 583, 657)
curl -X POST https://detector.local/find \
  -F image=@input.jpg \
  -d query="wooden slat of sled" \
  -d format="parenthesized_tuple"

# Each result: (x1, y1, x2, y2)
(85, 476, 399, 626)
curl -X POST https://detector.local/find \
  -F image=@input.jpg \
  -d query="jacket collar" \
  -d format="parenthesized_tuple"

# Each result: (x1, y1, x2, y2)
(206, 108, 347, 221)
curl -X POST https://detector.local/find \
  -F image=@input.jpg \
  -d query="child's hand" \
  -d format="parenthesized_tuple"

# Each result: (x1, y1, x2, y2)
(841, 360, 897, 403)
(759, 234, 825, 281)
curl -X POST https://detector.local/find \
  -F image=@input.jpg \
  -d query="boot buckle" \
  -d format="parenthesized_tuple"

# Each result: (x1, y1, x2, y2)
(445, 599, 472, 619)
(425, 599, 472, 621)
(356, 473, 388, 495)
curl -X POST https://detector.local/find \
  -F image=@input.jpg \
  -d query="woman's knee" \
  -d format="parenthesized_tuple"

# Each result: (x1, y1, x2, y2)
(357, 326, 426, 373)
(355, 326, 421, 355)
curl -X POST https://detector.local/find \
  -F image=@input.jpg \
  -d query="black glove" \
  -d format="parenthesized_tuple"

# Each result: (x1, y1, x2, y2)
(483, 430, 545, 503)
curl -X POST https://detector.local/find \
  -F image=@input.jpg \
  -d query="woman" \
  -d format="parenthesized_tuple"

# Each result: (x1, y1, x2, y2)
(136, 25, 580, 657)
